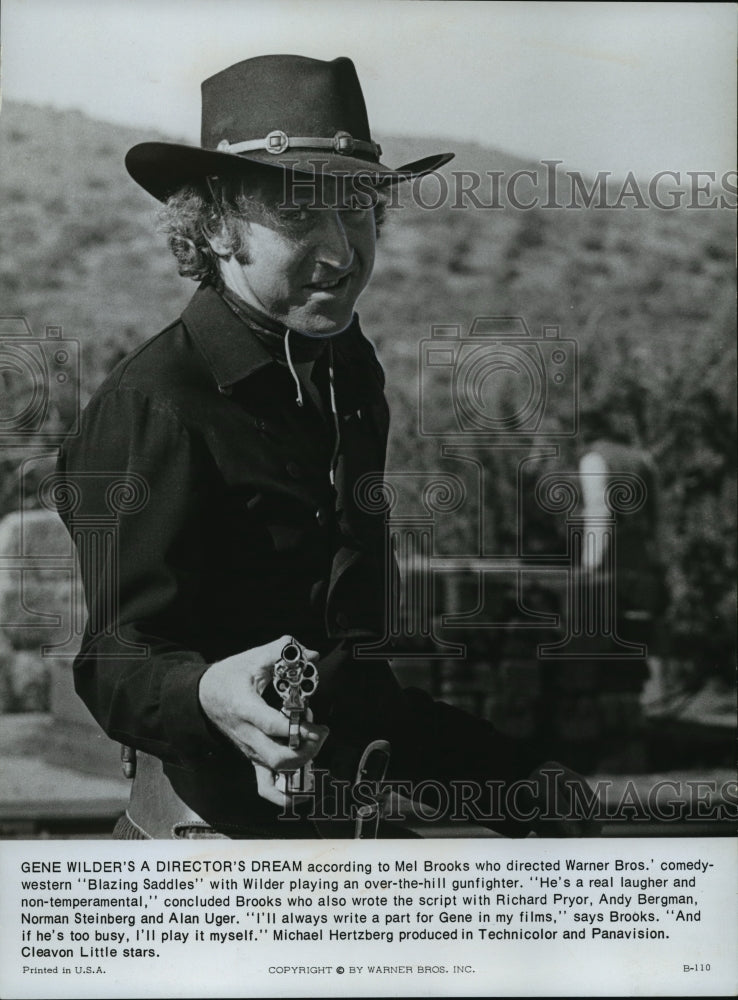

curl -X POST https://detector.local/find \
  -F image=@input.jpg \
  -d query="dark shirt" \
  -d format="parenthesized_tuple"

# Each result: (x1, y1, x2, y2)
(56, 282, 540, 834)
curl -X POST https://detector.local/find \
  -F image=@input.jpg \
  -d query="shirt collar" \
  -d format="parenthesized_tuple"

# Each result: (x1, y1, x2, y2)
(181, 281, 287, 391)
(181, 281, 356, 391)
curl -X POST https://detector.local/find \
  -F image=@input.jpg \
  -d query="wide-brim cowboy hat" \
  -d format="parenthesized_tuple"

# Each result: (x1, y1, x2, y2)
(126, 54, 454, 201)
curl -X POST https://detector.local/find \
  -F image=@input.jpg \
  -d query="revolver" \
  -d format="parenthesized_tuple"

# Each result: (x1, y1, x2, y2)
(272, 640, 319, 794)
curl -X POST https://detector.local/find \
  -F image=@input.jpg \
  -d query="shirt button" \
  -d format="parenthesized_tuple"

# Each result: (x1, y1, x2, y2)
(335, 612, 350, 629)
(315, 507, 330, 526)
(286, 461, 301, 479)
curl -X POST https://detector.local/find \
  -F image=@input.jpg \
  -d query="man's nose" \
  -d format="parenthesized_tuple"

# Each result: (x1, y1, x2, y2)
(314, 210, 354, 270)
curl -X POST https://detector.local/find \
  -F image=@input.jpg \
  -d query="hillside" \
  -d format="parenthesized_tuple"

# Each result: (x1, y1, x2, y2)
(0, 100, 735, 682)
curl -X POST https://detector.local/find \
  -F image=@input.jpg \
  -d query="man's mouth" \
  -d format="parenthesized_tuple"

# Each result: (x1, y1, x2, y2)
(305, 272, 353, 292)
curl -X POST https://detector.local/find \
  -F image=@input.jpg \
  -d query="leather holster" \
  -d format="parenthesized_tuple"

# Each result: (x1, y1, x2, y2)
(124, 750, 227, 839)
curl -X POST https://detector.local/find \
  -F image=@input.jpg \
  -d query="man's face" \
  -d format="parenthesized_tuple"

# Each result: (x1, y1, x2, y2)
(215, 173, 378, 337)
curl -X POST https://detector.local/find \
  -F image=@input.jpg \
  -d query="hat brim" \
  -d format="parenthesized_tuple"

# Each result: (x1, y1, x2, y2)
(125, 141, 454, 201)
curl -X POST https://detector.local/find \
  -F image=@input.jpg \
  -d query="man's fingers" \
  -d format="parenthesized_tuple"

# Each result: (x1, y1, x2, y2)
(245, 697, 292, 739)
(253, 764, 291, 807)
(246, 696, 328, 744)
(236, 724, 329, 772)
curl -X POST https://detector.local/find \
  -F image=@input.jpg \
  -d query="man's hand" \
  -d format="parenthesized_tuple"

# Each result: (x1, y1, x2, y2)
(198, 636, 329, 806)
(520, 761, 603, 837)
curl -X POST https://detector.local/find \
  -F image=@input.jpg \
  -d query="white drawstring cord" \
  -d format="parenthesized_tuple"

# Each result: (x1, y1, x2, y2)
(284, 329, 304, 407)
(284, 330, 340, 487)
(328, 341, 340, 487)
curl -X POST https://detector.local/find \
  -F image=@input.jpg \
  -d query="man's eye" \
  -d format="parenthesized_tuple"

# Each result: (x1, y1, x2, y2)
(279, 207, 309, 222)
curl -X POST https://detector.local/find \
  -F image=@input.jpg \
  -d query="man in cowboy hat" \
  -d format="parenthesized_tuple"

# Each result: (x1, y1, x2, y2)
(56, 55, 597, 838)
